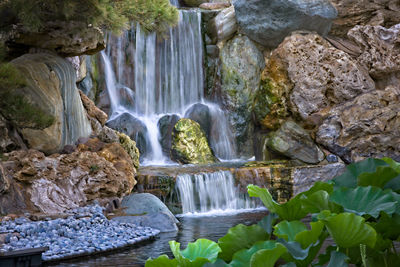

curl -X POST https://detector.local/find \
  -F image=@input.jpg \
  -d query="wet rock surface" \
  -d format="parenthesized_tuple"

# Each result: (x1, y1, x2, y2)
(158, 114, 181, 156)
(207, 6, 237, 43)
(233, 0, 337, 48)
(171, 119, 217, 164)
(0, 205, 159, 261)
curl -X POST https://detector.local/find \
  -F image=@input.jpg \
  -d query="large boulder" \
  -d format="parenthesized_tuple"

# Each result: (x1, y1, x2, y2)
(5, 53, 92, 154)
(0, 138, 136, 215)
(266, 121, 324, 164)
(233, 0, 337, 48)
(171, 119, 217, 164)
(316, 86, 400, 163)
(208, 6, 237, 43)
(6, 21, 105, 57)
(114, 193, 178, 232)
(184, 103, 211, 138)
(348, 24, 400, 80)
(265, 33, 375, 122)
(106, 112, 148, 157)
(158, 114, 180, 156)
(330, 0, 400, 37)
(220, 35, 264, 156)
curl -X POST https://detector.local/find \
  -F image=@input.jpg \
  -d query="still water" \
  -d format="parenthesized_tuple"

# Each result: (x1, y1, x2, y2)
(50, 210, 267, 267)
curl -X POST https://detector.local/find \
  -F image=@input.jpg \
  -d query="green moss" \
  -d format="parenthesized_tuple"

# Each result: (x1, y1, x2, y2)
(171, 119, 217, 165)
(89, 164, 100, 174)
(252, 78, 275, 123)
(118, 132, 140, 169)
(0, 63, 55, 129)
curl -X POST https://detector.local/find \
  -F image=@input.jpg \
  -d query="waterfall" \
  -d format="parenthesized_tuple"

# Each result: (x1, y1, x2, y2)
(101, 7, 236, 164)
(176, 171, 259, 214)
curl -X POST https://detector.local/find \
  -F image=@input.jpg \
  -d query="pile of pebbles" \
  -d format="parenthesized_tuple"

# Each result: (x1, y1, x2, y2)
(0, 205, 160, 261)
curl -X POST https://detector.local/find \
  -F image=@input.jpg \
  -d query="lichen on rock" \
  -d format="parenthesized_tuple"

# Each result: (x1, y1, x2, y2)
(171, 119, 217, 164)
(117, 132, 140, 169)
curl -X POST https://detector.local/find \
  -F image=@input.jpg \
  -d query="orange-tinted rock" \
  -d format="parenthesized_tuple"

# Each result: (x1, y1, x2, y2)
(79, 90, 108, 126)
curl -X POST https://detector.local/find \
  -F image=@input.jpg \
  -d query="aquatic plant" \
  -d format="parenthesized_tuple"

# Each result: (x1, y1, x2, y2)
(146, 157, 400, 266)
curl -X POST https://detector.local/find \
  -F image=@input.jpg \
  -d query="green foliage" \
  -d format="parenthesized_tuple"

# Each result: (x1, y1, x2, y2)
(0, 63, 55, 129)
(0, 0, 178, 35)
(146, 157, 400, 266)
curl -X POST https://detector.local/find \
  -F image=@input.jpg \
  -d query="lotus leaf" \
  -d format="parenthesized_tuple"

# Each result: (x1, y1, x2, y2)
(230, 240, 286, 267)
(217, 224, 268, 262)
(145, 255, 177, 267)
(321, 212, 376, 248)
(249, 243, 287, 267)
(247, 185, 307, 220)
(329, 186, 397, 218)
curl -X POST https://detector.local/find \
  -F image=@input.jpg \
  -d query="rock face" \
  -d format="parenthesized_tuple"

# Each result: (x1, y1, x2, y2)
(0, 138, 136, 215)
(6, 21, 105, 57)
(106, 112, 148, 157)
(182, 0, 208, 7)
(79, 90, 108, 126)
(348, 24, 400, 79)
(330, 0, 400, 37)
(267, 121, 324, 164)
(116, 193, 178, 232)
(316, 86, 400, 163)
(158, 114, 180, 156)
(208, 6, 237, 43)
(267, 33, 375, 122)
(233, 0, 337, 48)
(220, 35, 264, 156)
(0, 115, 26, 153)
(171, 119, 217, 164)
(10, 53, 92, 154)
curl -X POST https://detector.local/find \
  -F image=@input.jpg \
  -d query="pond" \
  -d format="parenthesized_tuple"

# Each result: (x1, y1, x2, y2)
(50, 210, 267, 267)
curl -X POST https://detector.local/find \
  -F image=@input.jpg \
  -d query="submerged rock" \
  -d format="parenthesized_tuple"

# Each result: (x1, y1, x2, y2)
(233, 0, 337, 48)
(171, 119, 217, 164)
(266, 121, 324, 164)
(8, 53, 92, 154)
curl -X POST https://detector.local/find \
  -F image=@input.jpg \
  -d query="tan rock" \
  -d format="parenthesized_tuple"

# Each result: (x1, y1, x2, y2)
(0, 138, 136, 215)
(267, 33, 375, 121)
(79, 90, 108, 126)
(200, 3, 230, 10)
(316, 86, 400, 163)
(348, 24, 400, 79)
(330, 0, 400, 37)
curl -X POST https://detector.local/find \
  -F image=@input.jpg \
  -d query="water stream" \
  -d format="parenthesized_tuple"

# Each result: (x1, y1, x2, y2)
(101, 8, 236, 165)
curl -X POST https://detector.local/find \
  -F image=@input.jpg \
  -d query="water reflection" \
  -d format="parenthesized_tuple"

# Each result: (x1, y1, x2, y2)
(50, 210, 267, 267)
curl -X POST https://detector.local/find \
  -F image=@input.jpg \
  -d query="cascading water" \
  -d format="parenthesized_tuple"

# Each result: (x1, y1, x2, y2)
(101, 6, 236, 164)
(175, 171, 260, 214)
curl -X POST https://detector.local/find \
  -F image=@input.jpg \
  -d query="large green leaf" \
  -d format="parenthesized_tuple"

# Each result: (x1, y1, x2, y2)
(145, 255, 177, 267)
(329, 186, 397, 218)
(247, 185, 307, 220)
(169, 239, 220, 267)
(257, 213, 278, 235)
(274, 221, 307, 241)
(249, 243, 287, 267)
(372, 212, 400, 240)
(321, 212, 377, 248)
(301, 190, 342, 214)
(203, 259, 228, 267)
(326, 251, 349, 267)
(277, 238, 312, 261)
(332, 158, 388, 188)
(230, 241, 286, 267)
(295, 221, 325, 248)
(358, 166, 399, 188)
(298, 181, 334, 197)
(217, 224, 268, 262)
(382, 157, 400, 173)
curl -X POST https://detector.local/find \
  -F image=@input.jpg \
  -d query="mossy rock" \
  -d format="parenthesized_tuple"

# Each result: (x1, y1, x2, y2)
(118, 132, 140, 169)
(171, 119, 217, 164)
(0, 63, 55, 129)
